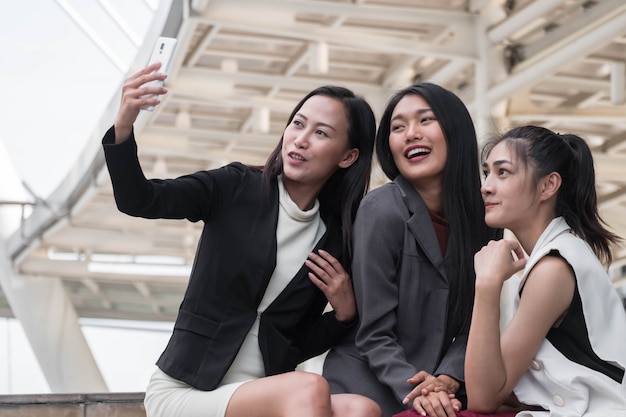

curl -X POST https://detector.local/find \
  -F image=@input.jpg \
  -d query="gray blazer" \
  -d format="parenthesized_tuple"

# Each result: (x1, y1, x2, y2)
(323, 176, 467, 417)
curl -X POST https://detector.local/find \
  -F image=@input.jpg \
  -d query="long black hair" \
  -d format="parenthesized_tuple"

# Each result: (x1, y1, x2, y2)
(482, 125, 621, 265)
(376, 82, 499, 333)
(262, 85, 376, 270)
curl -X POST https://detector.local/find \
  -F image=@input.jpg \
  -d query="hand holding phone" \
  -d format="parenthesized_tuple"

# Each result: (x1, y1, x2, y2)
(141, 37, 178, 111)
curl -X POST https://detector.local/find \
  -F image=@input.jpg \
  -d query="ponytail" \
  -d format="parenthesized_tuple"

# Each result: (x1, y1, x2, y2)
(558, 134, 620, 264)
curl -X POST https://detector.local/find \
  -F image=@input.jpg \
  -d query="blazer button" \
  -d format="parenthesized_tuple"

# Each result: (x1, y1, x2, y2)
(530, 360, 541, 370)
(552, 394, 565, 407)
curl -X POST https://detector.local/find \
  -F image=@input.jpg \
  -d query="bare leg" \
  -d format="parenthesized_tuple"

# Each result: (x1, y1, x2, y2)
(331, 393, 382, 417)
(226, 371, 332, 417)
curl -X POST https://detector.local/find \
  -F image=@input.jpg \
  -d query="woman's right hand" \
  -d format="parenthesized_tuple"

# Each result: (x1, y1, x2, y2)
(114, 62, 168, 143)
(474, 239, 526, 288)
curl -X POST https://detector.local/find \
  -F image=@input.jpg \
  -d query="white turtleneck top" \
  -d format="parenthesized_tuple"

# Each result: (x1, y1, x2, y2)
(221, 176, 326, 384)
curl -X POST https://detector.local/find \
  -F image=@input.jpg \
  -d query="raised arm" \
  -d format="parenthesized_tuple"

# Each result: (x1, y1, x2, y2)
(114, 62, 168, 143)
(465, 240, 575, 413)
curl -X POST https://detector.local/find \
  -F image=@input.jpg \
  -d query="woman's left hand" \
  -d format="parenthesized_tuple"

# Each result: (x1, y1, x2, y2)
(403, 372, 461, 416)
(306, 250, 356, 323)
(403, 372, 460, 404)
(412, 390, 461, 417)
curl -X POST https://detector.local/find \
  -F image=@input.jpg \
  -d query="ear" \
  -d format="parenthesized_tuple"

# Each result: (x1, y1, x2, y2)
(539, 172, 562, 201)
(338, 148, 359, 168)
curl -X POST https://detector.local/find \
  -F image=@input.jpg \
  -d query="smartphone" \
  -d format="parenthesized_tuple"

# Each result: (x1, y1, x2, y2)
(141, 36, 178, 111)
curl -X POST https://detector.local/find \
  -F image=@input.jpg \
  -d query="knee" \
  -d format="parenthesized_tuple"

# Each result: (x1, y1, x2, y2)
(291, 372, 331, 407)
(332, 394, 382, 417)
(358, 399, 382, 417)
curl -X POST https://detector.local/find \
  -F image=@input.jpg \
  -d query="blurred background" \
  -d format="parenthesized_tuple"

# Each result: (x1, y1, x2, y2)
(1, 0, 625, 394)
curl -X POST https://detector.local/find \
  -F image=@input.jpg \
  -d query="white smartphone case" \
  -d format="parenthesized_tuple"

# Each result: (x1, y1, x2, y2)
(142, 37, 178, 111)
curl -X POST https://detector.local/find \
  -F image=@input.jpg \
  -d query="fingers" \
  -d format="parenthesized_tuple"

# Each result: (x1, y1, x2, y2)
(402, 387, 420, 405)
(124, 63, 167, 98)
(410, 371, 440, 397)
(407, 370, 430, 385)
(451, 397, 462, 412)
(306, 250, 356, 323)
(308, 249, 341, 274)
(404, 371, 431, 404)
(413, 391, 458, 417)
(475, 239, 528, 285)
(115, 63, 169, 141)
(305, 250, 346, 285)
(413, 399, 427, 416)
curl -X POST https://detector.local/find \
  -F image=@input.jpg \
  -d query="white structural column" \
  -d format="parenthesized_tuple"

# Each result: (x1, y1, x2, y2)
(0, 255, 108, 393)
(0, 140, 107, 393)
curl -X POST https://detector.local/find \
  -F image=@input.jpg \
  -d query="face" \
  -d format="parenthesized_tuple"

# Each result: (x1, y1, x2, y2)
(281, 95, 358, 193)
(388, 94, 447, 192)
(481, 141, 539, 231)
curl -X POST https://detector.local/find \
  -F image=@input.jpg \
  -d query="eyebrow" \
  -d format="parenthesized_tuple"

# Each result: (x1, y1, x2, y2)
(482, 159, 512, 168)
(294, 112, 337, 132)
(391, 107, 432, 122)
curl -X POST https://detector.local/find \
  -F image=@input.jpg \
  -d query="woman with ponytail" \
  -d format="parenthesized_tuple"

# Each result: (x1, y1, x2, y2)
(463, 125, 626, 416)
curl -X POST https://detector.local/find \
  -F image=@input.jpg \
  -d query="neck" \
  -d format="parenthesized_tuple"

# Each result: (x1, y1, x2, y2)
(511, 214, 555, 256)
(412, 181, 443, 215)
(282, 178, 321, 211)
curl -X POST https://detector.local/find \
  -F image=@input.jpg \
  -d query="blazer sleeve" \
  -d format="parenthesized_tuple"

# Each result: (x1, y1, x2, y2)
(294, 310, 356, 362)
(352, 188, 418, 403)
(102, 126, 250, 222)
(435, 332, 467, 381)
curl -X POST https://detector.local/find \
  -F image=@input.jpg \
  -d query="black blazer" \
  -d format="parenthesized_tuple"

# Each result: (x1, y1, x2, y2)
(102, 127, 352, 390)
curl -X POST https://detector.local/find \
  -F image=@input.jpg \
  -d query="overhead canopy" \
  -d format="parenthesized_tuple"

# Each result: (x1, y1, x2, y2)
(2, 0, 626, 324)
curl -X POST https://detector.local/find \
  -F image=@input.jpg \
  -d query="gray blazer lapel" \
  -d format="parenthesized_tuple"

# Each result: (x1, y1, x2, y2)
(395, 176, 448, 280)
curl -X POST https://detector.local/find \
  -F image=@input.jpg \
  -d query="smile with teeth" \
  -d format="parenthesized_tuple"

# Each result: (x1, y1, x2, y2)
(289, 152, 305, 161)
(406, 147, 430, 159)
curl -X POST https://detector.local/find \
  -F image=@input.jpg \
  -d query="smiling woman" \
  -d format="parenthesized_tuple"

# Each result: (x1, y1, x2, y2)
(323, 82, 502, 417)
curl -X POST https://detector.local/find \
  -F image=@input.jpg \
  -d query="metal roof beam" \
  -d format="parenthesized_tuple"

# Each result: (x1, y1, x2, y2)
(487, 9, 626, 105)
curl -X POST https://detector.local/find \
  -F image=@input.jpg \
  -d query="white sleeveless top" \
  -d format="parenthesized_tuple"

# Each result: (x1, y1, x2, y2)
(512, 217, 626, 417)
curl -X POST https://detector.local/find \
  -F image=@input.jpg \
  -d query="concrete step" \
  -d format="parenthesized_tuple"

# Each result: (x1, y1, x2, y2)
(0, 392, 145, 417)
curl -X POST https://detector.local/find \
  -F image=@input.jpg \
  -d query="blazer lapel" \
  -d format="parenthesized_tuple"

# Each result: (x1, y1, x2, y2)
(395, 176, 448, 281)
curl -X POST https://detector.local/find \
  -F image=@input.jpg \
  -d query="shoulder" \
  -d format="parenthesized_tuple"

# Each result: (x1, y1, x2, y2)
(207, 162, 264, 187)
(360, 182, 403, 208)
(533, 231, 603, 282)
(354, 183, 407, 235)
(221, 162, 262, 177)
(356, 183, 407, 221)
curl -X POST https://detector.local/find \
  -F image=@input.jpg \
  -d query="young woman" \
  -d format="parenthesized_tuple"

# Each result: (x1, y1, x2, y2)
(465, 125, 626, 416)
(323, 83, 500, 417)
(102, 62, 381, 417)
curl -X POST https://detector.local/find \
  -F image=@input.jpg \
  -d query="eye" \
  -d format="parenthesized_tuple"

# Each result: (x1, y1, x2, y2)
(292, 119, 304, 127)
(315, 129, 329, 137)
(420, 115, 436, 124)
(391, 124, 404, 132)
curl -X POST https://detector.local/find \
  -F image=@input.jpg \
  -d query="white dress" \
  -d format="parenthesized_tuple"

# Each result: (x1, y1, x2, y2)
(144, 177, 326, 417)
(512, 217, 626, 417)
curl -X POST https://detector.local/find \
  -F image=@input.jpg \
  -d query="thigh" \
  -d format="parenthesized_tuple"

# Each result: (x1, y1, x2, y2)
(226, 371, 330, 417)
(331, 393, 382, 417)
(145, 368, 243, 417)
